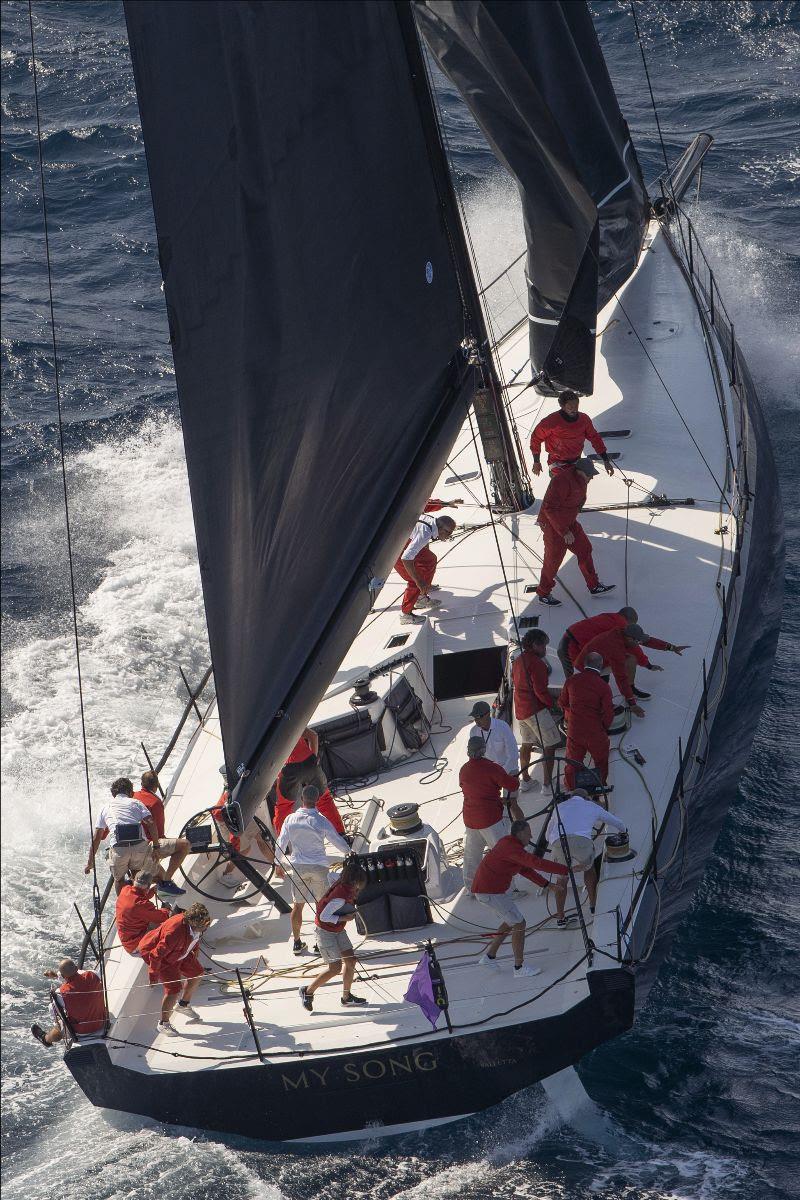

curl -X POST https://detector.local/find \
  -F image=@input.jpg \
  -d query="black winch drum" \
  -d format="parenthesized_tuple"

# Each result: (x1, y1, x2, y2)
(387, 802, 423, 835)
(605, 832, 636, 862)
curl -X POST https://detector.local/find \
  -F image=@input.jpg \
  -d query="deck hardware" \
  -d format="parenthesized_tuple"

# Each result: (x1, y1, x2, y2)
(236, 968, 265, 1061)
(715, 525, 729, 536)
(518, 615, 540, 628)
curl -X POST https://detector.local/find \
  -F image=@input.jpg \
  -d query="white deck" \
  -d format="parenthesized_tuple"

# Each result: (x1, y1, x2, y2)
(96, 221, 744, 1078)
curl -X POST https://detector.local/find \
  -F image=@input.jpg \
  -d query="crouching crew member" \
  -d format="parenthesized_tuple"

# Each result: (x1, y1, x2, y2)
(472, 820, 568, 977)
(31, 958, 105, 1046)
(395, 509, 456, 625)
(459, 736, 522, 890)
(133, 770, 190, 897)
(137, 902, 211, 1036)
(530, 391, 614, 477)
(535, 459, 614, 605)
(277, 784, 351, 957)
(299, 861, 368, 1012)
(85, 777, 160, 896)
(558, 651, 615, 790)
(115, 870, 171, 955)
(545, 790, 628, 927)
(512, 629, 561, 791)
(575, 623, 688, 714)
(557, 607, 688, 684)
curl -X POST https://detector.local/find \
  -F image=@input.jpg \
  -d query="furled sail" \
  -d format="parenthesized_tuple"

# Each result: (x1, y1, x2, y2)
(415, 0, 649, 394)
(124, 1, 481, 816)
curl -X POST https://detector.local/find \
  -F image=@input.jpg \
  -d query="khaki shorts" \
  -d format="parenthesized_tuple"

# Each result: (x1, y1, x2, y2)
(316, 926, 353, 963)
(475, 892, 525, 926)
(108, 841, 157, 883)
(548, 834, 596, 872)
(518, 708, 561, 750)
(289, 864, 330, 905)
(152, 838, 183, 859)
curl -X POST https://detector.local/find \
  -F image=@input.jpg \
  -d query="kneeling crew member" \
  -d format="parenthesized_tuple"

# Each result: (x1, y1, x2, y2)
(472, 820, 568, 977)
(133, 770, 190, 897)
(530, 391, 614, 477)
(512, 629, 561, 791)
(299, 860, 368, 1012)
(558, 651, 615, 790)
(277, 784, 351, 957)
(31, 958, 105, 1046)
(545, 790, 628, 927)
(138, 902, 211, 1036)
(459, 736, 522, 890)
(395, 510, 456, 625)
(115, 870, 171, 955)
(535, 459, 614, 605)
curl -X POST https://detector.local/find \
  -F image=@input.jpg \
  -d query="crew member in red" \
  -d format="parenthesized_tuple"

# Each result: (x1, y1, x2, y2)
(576, 621, 689, 713)
(211, 783, 277, 890)
(557, 607, 689, 683)
(535, 458, 614, 605)
(134, 770, 190, 897)
(471, 820, 568, 977)
(30, 958, 106, 1046)
(558, 651, 615, 789)
(511, 629, 561, 791)
(530, 391, 613, 476)
(395, 507, 458, 625)
(138, 902, 211, 1036)
(459, 736, 522, 889)
(298, 860, 369, 1012)
(115, 870, 171, 955)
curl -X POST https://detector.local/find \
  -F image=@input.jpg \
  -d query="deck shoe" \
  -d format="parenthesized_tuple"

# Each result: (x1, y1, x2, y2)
(177, 1002, 202, 1022)
(520, 777, 541, 793)
(513, 964, 542, 978)
(416, 595, 442, 610)
(299, 986, 313, 1012)
(157, 879, 186, 897)
(158, 1020, 179, 1037)
(400, 612, 425, 625)
(341, 993, 368, 1006)
(589, 583, 616, 595)
(30, 1023, 50, 1046)
(632, 686, 651, 700)
(537, 594, 561, 606)
(477, 952, 499, 968)
(556, 916, 579, 930)
(292, 939, 309, 956)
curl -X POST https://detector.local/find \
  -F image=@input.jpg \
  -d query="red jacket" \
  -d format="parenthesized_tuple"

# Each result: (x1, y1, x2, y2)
(423, 498, 447, 512)
(567, 612, 669, 667)
(575, 628, 637, 703)
(286, 735, 314, 765)
(316, 881, 357, 932)
(138, 913, 201, 976)
(57, 971, 105, 1035)
(512, 650, 552, 719)
(558, 669, 614, 733)
(115, 884, 170, 954)
(537, 468, 588, 536)
(133, 788, 165, 839)
(531, 411, 606, 465)
(459, 758, 518, 829)
(473, 835, 568, 894)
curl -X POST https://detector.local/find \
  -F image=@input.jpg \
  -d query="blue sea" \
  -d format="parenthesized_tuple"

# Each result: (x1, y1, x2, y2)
(1, 2, 798, 1197)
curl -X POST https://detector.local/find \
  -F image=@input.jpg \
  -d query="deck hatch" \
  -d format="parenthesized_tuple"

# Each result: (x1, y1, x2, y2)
(433, 645, 505, 701)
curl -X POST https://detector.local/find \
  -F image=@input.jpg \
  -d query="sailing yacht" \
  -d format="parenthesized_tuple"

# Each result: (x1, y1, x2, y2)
(55, 1, 781, 1143)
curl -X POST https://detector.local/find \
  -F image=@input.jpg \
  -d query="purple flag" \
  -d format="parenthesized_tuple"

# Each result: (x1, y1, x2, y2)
(404, 954, 441, 1029)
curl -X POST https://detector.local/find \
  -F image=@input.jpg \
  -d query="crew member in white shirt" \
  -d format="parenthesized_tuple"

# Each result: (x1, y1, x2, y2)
(395, 507, 458, 625)
(277, 784, 351, 956)
(469, 700, 520, 794)
(545, 789, 627, 927)
(85, 777, 160, 895)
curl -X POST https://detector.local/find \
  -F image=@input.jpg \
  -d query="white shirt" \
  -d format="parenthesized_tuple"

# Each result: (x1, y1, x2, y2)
(277, 808, 350, 867)
(401, 514, 438, 562)
(470, 717, 519, 775)
(96, 797, 152, 844)
(546, 796, 627, 845)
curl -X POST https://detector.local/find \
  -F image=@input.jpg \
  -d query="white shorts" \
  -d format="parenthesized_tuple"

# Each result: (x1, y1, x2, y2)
(548, 834, 596, 872)
(474, 892, 525, 926)
(517, 708, 561, 750)
(108, 841, 157, 883)
(289, 864, 330, 905)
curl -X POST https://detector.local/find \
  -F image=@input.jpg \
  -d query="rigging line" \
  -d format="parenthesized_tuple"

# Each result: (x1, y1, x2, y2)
(629, 1, 670, 179)
(28, 0, 108, 1004)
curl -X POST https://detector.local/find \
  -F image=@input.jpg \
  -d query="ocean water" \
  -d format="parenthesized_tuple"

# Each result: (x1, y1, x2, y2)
(1, 2, 798, 1198)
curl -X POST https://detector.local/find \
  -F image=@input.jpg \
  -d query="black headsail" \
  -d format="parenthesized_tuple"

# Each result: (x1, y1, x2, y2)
(414, 1, 649, 394)
(123, 1, 521, 819)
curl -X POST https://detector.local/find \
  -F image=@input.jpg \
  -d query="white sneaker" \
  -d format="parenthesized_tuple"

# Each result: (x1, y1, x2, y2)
(416, 595, 442, 610)
(513, 964, 542, 979)
(157, 1020, 179, 1037)
(400, 612, 425, 625)
(477, 952, 499, 967)
(176, 1003, 202, 1023)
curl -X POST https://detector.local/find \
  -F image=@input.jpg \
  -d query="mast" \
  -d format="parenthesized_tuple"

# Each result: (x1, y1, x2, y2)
(395, 1, 530, 511)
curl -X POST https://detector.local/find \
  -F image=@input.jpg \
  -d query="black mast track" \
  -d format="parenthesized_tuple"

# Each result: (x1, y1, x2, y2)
(394, 1, 528, 511)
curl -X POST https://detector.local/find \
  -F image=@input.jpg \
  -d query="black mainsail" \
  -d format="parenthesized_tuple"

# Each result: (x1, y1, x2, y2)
(415, 0, 649, 393)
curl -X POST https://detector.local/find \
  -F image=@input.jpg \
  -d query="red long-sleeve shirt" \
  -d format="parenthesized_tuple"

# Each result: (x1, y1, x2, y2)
(473, 835, 568, 894)
(138, 913, 201, 977)
(575, 628, 638, 703)
(115, 884, 170, 954)
(530, 411, 607, 465)
(423, 499, 447, 512)
(537, 468, 588, 536)
(459, 758, 519, 829)
(558, 669, 614, 733)
(512, 650, 552, 720)
(56, 971, 105, 1035)
(567, 612, 671, 667)
(133, 787, 165, 839)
